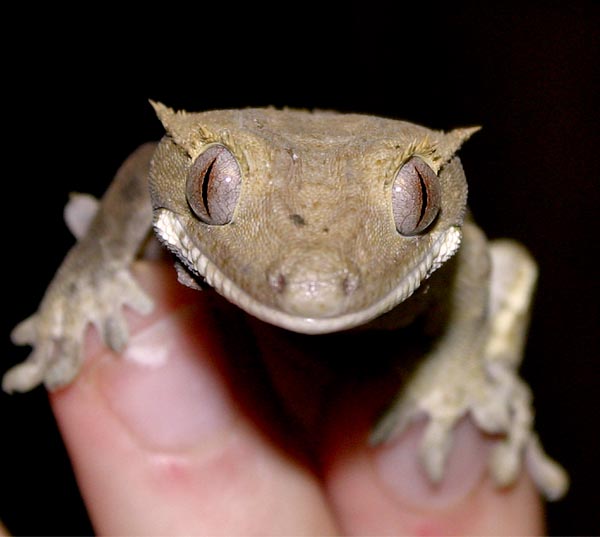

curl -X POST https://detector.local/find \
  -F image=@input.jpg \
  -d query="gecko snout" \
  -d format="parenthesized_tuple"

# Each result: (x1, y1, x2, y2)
(266, 248, 361, 318)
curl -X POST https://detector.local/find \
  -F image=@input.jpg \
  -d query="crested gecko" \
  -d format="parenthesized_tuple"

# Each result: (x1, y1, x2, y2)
(3, 103, 568, 500)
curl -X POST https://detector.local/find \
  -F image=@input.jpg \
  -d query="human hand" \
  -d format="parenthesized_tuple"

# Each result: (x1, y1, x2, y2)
(49, 261, 545, 535)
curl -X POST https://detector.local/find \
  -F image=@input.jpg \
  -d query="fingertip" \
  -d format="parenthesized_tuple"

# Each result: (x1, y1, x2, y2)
(49, 261, 337, 535)
(49, 265, 240, 533)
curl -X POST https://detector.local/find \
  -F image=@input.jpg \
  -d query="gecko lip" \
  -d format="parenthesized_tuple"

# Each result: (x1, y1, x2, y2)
(153, 210, 462, 334)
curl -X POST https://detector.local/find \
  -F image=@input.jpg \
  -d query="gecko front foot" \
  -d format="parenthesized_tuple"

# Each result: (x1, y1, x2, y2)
(371, 359, 567, 500)
(3, 266, 153, 393)
(4, 144, 156, 393)
(371, 238, 569, 501)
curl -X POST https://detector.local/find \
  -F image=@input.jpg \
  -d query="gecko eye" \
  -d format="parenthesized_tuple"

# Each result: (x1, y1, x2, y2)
(186, 144, 242, 225)
(392, 156, 441, 236)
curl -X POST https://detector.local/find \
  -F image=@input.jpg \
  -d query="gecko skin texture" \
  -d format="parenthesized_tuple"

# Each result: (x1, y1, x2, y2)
(4, 103, 568, 501)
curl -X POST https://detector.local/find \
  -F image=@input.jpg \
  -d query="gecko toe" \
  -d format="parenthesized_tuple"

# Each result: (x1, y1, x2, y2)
(43, 338, 83, 390)
(489, 441, 521, 487)
(102, 314, 130, 352)
(419, 418, 456, 483)
(525, 434, 569, 500)
(10, 316, 38, 346)
(116, 269, 155, 316)
(2, 355, 47, 393)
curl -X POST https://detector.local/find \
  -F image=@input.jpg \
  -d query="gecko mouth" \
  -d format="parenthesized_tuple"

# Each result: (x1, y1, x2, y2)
(153, 209, 462, 334)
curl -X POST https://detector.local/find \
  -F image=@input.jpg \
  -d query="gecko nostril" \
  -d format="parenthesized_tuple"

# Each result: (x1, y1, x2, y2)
(268, 272, 287, 293)
(343, 272, 360, 295)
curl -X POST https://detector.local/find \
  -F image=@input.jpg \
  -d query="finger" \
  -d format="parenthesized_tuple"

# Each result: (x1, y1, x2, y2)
(49, 261, 337, 535)
(322, 380, 545, 535)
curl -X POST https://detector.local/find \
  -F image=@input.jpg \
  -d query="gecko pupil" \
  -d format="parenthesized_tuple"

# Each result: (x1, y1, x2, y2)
(202, 159, 217, 217)
(187, 144, 242, 226)
(391, 156, 441, 236)
(416, 169, 428, 225)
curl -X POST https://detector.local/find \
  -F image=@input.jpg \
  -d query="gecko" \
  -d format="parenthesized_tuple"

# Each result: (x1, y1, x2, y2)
(3, 103, 568, 500)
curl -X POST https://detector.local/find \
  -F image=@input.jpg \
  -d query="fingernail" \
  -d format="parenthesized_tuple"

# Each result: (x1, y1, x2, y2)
(373, 417, 492, 509)
(96, 305, 235, 451)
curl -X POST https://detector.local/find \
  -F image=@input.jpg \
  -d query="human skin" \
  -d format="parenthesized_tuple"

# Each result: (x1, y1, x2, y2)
(48, 261, 544, 535)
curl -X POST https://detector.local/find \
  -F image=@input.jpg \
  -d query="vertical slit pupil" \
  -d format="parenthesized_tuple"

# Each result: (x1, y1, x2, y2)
(416, 168, 428, 224)
(202, 158, 217, 217)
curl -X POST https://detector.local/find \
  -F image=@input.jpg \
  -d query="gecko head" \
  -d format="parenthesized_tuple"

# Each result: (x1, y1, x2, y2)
(149, 104, 476, 334)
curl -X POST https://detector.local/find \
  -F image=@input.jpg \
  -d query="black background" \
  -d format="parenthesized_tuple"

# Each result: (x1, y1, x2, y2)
(1, 1, 598, 535)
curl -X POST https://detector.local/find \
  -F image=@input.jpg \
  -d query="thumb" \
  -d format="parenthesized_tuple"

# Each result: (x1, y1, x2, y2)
(49, 261, 336, 535)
